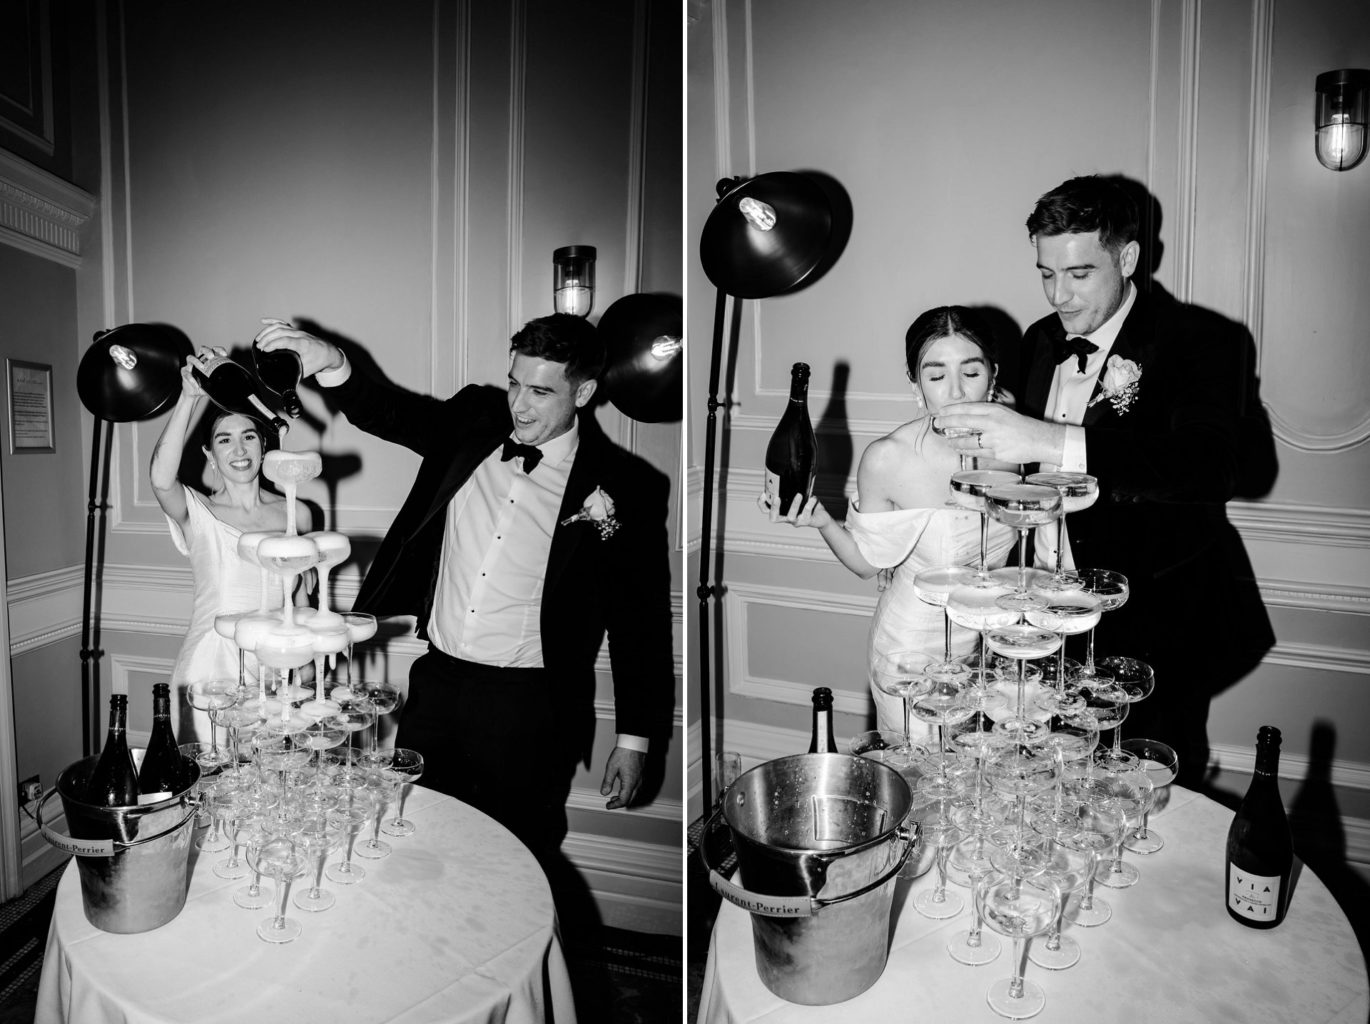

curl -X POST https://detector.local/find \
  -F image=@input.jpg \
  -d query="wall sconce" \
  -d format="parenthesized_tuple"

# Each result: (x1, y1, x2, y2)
(1315, 69, 1369, 171)
(552, 245, 596, 317)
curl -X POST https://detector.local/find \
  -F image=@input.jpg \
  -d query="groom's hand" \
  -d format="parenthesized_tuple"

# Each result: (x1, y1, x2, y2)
(601, 746, 646, 809)
(935, 402, 1066, 466)
(254, 318, 346, 378)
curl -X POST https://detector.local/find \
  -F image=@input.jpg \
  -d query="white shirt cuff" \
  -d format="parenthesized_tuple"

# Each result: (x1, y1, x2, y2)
(1060, 424, 1088, 472)
(314, 353, 352, 387)
(616, 734, 650, 753)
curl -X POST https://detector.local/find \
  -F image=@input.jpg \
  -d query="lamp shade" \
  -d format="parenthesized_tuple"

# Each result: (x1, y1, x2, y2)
(598, 293, 682, 423)
(77, 323, 192, 422)
(700, 172, 833, 299)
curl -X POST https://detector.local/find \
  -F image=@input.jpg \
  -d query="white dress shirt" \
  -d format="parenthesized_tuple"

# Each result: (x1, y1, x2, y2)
(1036, 282, 1136, 569)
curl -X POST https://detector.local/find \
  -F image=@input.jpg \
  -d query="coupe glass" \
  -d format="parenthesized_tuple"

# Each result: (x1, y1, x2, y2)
(912, 796, 965, 919)
(947, 837, 1002, 965)
(1070, 568, 1129, 682)
(355, 768, 400, 860)
(1023, 472, 1097, 589)
(380, 748, 426, 836)
(293, 816, 342, 912)
(1023, 586, 1100, 716)
(950, 469, 1019, 585)
(256, 534, 320, 632)
(984, 624, 1060, 747)
(360, 677, 401, 760)
(1027, 844, 1091, 971)
(1091, 766, 1153, 889)
(869, 649, 936, 752)
(946, 582, 1018, 695)
(976, 871, 1059, 1019)
(1055, 780, 1125, 927)
(985, 744, 1057, 877)
(1120, 737, 1178, 854)
(250, 835, 310, 943)
(1092, 656, 1154, 771)
(910, 671, 976, 797)
(341, 612, 379, 691)
(913, 566, 976, 678)
(305, 530, 351, 631)
(186, 679, 240, 769)
(984, 483, 1061, 613)
(231, 821, 275, 911)
(324, 791, 375, 884)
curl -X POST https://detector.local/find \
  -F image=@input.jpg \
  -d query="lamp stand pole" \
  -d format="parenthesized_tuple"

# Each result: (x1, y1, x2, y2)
(697, 286, 737, 811)
(79, 419, 114, 757)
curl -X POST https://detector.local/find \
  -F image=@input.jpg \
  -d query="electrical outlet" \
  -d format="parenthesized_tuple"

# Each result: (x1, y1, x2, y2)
(19, 776, 41, 804)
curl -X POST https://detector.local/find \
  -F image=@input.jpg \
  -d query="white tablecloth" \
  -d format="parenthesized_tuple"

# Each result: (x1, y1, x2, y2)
(699, 786, 1368, 1023)
(35, 786, 577, 1024)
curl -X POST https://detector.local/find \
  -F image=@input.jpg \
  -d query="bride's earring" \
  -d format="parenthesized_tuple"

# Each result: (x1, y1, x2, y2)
(912, 386, 926, 411)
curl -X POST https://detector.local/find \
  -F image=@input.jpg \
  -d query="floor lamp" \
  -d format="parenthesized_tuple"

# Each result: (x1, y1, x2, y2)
(696, 172, 832, 807)
(75, 324, 191, 755)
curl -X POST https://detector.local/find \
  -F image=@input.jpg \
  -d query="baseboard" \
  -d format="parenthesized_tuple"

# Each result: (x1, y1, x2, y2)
(561, 827, 682, 937)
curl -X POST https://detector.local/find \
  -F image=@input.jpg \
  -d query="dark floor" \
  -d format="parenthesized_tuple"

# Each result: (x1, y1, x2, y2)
(0, 865, 681, 1024)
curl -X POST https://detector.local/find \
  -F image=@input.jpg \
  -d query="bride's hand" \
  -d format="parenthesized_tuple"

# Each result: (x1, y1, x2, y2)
(758, 492, 831, 528)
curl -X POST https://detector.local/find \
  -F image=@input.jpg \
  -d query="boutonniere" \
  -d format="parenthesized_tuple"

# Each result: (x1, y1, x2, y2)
(560, 486, 620, 539)
(1087, 354, 1143, 414)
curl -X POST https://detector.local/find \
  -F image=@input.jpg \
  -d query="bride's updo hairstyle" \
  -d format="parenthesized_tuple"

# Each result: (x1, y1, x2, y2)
(904, 306, 1000, 384)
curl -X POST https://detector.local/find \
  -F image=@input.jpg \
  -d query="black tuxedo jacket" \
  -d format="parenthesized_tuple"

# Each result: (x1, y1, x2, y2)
(1019, 287, 1273, 674)
(330, 369, 676, 751)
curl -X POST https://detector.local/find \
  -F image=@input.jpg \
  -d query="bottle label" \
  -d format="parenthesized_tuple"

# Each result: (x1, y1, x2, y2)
(1228, 866, 1282, 922)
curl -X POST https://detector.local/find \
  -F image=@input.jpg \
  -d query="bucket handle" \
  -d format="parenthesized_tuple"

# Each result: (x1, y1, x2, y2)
(699, 806, 919, 918)
(35, 786, 200, 858)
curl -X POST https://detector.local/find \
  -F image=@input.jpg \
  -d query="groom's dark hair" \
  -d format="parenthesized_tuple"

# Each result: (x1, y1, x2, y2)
(1026, 175, 1139, 255)
(510, 313, 605, 385)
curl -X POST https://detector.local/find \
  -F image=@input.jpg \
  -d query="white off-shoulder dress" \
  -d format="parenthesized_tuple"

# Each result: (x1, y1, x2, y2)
(845, 499, 1014, 734)
(165, 486, 282, 740)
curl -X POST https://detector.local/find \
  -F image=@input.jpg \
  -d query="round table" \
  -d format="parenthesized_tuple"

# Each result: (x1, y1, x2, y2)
(35, 786, 577, 1024)
(698, 786, 1368, 1023)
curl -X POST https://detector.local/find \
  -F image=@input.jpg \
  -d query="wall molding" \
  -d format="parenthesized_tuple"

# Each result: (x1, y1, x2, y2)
(0, 148, 94, 268)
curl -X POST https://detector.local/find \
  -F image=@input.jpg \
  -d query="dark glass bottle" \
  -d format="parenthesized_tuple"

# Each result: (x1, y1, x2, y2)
(252, 342, 304, 418)
(88, 695, 139, 807)
(137, 683, 182, 804)
(808, 687, 837, 754)
(1225, 726, 1293, 928)
(191, 353, 289, 437)
(765, 362, 817, 515)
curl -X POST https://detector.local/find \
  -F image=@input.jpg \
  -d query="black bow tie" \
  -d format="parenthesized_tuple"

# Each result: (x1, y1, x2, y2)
(1052, 335, 1098, 373)
(501, 439, 543, 473)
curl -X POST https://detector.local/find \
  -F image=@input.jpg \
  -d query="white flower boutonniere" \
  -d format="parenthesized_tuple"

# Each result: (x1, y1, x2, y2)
(1087, 354, 1143, 415)
(560, 486, 620, 539)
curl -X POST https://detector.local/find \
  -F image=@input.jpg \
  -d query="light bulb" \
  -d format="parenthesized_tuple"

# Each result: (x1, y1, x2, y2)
(109, 344, 137, 370)
(738, 196, 777, 231)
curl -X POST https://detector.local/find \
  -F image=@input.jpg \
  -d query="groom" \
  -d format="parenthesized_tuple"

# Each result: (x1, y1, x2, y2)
(936, 175, 1273, 787)
(255, 313, 675, 860)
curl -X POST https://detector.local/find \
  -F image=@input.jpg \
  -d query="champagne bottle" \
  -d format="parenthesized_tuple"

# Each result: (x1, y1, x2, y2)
(137, 682, 182, 804)
(87, 694, 139, 807)
(191, 353, 289, 437)
(252, 341, 304, 418)
(765, 362, 817, 516)
(808, 687, 837, 754)
(1225, 725, 1293, 928)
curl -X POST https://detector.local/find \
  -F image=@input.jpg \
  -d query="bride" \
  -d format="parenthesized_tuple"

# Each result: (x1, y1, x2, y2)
(762, 306, 1017, 733)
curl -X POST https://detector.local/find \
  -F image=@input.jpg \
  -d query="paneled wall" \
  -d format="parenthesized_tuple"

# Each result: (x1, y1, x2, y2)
(686, 0, 1370, 884)
(2, 0, 683, 931)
